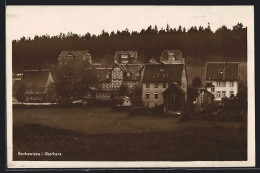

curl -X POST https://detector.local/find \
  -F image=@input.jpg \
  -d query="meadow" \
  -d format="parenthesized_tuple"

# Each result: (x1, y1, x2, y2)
(13, 107, 247, 161)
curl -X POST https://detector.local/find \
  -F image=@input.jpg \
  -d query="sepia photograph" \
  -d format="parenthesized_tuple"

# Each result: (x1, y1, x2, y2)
(6, 5, 255, 168)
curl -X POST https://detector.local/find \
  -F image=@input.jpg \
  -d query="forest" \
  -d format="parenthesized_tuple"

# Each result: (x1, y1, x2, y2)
(12, 23, 247, 73)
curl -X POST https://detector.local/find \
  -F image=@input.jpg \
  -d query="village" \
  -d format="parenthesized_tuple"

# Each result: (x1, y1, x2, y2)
(12, 49, 248, 161)
(12, 49, 245, 120)
(7, 5, 252, 164)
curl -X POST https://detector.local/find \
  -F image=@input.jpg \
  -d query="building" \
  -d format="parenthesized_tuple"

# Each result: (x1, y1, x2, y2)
(114, 51, 138, 64)
(205, 62, 239, 101)
(141, 63, 187, 108)
(123, 64, 144, 89)
(160, 50, 184, 64)
(163, 82, 186, 115)
(21, 69, 54, 102)
(58, 50, 92, 65)
(93, 67, 114, 100)
(111, 63, 144, 89)
(12, 73, 23, 103)
(111, 64, 125, 89)
(194, 88, 215, 112)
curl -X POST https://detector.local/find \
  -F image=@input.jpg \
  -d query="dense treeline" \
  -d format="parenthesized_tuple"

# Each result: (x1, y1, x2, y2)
(12, 23, 247, 73)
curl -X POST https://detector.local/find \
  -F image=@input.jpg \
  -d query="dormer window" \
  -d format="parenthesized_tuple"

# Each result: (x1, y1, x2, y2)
(127, 72, 131, 77)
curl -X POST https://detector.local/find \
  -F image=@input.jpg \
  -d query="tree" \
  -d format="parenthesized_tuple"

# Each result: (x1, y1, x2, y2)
(55, 60, 97, 104)
(101, 53, 114, 65)
(54, 63, 75, 104)
(46, 83, 58, 103)
(118, 84, 128, 96)
(73, 66, 97, 103)
(191, 77, 202, 88)
(16, 82, 26, 103)
(12, 23, 247, 73)
(129, 85, 143, 107)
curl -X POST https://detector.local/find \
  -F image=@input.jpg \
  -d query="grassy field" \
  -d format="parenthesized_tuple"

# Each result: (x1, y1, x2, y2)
(13, 107, 247, 161)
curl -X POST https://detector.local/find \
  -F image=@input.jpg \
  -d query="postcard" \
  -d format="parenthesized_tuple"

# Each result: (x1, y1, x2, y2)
(6, 5, 255, 168)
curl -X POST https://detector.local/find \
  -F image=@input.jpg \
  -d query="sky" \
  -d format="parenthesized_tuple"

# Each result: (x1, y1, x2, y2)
(6, 6, 254, 40)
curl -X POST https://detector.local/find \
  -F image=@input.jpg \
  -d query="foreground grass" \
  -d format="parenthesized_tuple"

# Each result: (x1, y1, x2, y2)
(13, 107, 247, 161)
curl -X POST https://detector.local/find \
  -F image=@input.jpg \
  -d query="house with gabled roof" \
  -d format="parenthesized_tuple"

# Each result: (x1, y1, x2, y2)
(141, 63, 187, 108)
(21, 69, 54, 102)
(163, 82, 186, 115)
(58, 50, 92, 65)
(205, 62, 239, 101)
(93, 67, 115, 100)
(194, 88, 215, 112)
(160, 50, 184, 64)
(114, 51, 138, 64)
(111, 63, 144, 89)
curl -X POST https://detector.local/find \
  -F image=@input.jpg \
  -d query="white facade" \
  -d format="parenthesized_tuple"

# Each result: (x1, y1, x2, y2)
(142, 82, 170, 108)
(206, 80, 238, 101)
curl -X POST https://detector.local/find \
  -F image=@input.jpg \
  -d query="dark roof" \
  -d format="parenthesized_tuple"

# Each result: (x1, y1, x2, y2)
(142, 63, 184, 82)
(116, 64, 127, 72)
(58, 50, 91, 61)
(206, 62, 239, 81)
(94, 68, 111, 82)
(21, 69, 53, 88)
(198, 88, 215, 99)
(114, 51, 138, 62)
(124, 64, 144, 81)
(112, 63, 144, 81)
(163, 82, 186, 95)
(160, 50, 182, 61)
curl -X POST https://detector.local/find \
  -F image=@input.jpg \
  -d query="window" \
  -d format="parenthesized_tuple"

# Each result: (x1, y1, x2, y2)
(106, 74, 109, 79)
(222, 91, 226, 98)
(230, 91, 234, 97)
(222, 82, 226, 87)
(230, 81, 234, 87)
(154, 83, 158, 88)
(146, 103, 149, 107)
(146, 83, 150, 88)
(146, 92, 150, 99)
(211, 87, 215, 92)
(163, 82, 167, 88)
(154, 92, 158, 99)
(217, 82, 220, 87)
(155, 103, 158, 106)
(217, 91, 221, 98)
(136, 72, 140, 76)
(127, 72, 131, 77)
